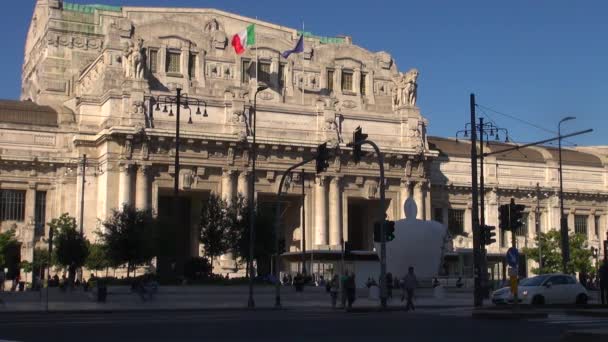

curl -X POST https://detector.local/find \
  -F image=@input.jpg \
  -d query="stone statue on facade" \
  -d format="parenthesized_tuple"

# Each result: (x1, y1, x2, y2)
(392, 68, 419, 108)
(123, 38, 145, 79)
(204, 18, 228, 50)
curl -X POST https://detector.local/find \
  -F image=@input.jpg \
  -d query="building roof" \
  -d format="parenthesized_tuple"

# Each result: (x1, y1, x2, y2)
(428, 136, 604, 167)
(0, 100, 58, 127)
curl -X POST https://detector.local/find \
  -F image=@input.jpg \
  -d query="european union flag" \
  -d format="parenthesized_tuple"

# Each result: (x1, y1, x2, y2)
(281, 35, 304, 59)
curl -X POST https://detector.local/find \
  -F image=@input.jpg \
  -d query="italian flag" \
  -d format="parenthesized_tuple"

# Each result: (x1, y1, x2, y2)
(231, 24, 255, 55)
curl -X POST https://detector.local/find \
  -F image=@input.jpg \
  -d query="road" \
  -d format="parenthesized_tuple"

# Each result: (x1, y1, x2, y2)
(0, 308, 577, 342)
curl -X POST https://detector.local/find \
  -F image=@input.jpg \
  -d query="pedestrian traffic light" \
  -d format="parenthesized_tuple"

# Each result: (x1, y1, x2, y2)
(509, 199, 525, 231)
(315, 142, 330, 174)
(498, 204, 509, 230)
(373, 221, 382, 243)
(351, 126, 368, 163)
(483, 225, 496, 245)
(385, 220, 395, 242)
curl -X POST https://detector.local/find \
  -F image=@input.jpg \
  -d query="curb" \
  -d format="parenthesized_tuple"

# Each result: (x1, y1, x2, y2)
(561, 329, 608, 342)
(0, 304, 474, 315)
(471, 310, 548, 320)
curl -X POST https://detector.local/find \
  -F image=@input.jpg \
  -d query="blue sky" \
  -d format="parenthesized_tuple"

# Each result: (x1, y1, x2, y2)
(2, 0, 606, 146)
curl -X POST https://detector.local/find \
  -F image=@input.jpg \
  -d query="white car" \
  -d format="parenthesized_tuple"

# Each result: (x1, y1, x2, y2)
(492, 274, 588, 305)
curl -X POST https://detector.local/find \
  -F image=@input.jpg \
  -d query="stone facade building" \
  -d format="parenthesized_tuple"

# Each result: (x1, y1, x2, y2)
(1, 1, 606, 281)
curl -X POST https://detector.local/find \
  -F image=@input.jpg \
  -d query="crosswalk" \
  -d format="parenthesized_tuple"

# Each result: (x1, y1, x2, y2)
(530, 314, 608, 330)
(417, 307, 608, 330)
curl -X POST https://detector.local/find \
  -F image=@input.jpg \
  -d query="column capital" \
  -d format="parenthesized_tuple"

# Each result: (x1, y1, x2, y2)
(316, 175, 327, 186)
(137, 164, 152, 175)
(238, 170, 250, 179)
(330, 175, 342, 185)
(222, 168, 237, 177)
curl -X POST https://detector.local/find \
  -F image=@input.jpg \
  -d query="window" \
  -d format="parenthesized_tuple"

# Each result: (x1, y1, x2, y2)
(515, 213, 529, 237)
(35, 191, 46, 236)
(166, 51, 181, 73)
(0, 190, 25, 221)
(149, 49, 158, 73)
(594, 215, 600, 238)
(447, 209, 465, 236)
(575, 215, 588, 237)
(188, 53, 197, 79)
(360, 73, 367, 95)
(341, 70, 353, 92)
(278, 63, 286, 88)
(327, 69, 334, 91)
(258, 61, 271, 84)
(242, 59, 252, 83)
(433, 208, 444, 224)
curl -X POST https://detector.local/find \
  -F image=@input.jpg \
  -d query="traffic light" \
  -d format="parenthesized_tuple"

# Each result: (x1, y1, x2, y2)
(385, 220, 395, 242)
(315, 142, 330, 174)
(509, 199, 525, 231)
(373, 221, 382, 243)
(483, 225, 496, 245)
(352, 126, 368, 163)
(498, 204, 509, 230)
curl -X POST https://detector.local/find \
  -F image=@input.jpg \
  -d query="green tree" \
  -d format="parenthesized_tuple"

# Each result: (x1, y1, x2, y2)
(225, 195, 276, 276)
(50, 213, 89, 285)
(85, 243, 109, 275)
(20, 260, 33, 283)
(0, 229, 20, 273)
(32, 247, 50, 284)
(98, 204, 157, 277)
(199, 193, 230, 269)
(523, 230, 593, 275)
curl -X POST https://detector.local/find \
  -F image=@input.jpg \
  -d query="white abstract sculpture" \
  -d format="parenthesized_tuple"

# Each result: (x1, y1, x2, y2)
(377, 197, 448, 281)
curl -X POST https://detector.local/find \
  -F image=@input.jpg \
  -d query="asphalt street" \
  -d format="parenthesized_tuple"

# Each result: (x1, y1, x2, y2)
(0, 308, 576, 342)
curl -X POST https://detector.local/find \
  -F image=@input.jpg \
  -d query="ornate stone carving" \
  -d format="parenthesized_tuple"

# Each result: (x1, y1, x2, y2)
(392, 68, 419, 108)
(123, 38, 145, 79)
(375, 51, 393, 70)
(204, 18, 228, 50)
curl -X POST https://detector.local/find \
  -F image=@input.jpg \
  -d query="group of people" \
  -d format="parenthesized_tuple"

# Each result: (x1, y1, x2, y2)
(327, 272, 357, 309)
(362, 267, 419, 311)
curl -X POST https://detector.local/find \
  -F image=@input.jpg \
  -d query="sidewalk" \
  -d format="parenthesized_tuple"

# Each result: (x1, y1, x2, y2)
(0, 286, 475, 313)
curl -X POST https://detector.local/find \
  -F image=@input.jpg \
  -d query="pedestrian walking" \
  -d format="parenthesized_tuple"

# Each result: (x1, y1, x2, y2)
(386, 273, 393, 299)
(340, 272, 349, 308)
(346, 273, 356, 308)
(329, 275, 339, 308)
(599, 260, 608, 305)
(403, 266, 417, 311)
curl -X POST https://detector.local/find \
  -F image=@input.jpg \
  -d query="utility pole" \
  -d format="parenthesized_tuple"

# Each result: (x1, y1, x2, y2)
(536, 183, 542, 270)
(469, 94, 482, 307)
(478, 117, 488, 298)
(301, 168, 307, 275)
(509, 201, 519, 311)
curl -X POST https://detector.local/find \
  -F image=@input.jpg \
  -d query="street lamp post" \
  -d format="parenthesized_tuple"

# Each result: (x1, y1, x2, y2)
(247, 83, 269, 309)
(146, 89, 208, 275)
(558, 116, 575, 274)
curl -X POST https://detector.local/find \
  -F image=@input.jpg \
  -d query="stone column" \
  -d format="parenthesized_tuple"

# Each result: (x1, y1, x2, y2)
(414, 181, 424, 220)
(221, 169, 236, 205)
(118, 164, 133, 207)
(353, 67, 361, 94)
(424, 182, 431, 220)
(335, 66, 343, 95)
(135, 165, 150, 210)
(314, 175, 328, 246)
(329, 176, 342, 247)
(400, 179, 412, 219)
(237, 171, 250, 201)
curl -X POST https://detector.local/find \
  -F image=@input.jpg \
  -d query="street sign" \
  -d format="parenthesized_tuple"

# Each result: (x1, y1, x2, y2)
(506, 247, 519, 267)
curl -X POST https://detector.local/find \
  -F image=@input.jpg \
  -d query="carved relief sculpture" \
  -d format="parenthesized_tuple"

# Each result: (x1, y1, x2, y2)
(392, 68, 419, 108)
(123, 38, 145, 79)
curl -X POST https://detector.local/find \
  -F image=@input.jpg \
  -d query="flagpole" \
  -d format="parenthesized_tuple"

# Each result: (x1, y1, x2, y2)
(255, 17, 259, 87)
(301, 20, 305, 106)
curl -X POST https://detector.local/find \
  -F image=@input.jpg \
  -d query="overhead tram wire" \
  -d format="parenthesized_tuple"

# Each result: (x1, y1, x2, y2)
(476, 103, 577, 146)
